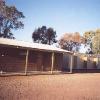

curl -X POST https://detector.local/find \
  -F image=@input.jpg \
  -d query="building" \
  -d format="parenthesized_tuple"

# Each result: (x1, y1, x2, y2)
(0, 38, 100, 76)
(0, 38, 73, 75)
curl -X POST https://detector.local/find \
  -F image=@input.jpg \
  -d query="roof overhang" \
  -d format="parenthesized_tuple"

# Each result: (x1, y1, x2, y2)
(0, 38, 73, 54)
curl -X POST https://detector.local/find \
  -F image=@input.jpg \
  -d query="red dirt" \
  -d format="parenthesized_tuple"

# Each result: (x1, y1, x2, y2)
(0, 73, 100, 100)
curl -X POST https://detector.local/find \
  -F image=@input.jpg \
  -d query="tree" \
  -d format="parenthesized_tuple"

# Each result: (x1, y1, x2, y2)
(32, 26, 57, 45)
(59, 32, 84, 52)
(92, 29, 100, 54)
(83, 31, 95, 49)
(83, 29, 100, 54)
(0, 0, 25, 39)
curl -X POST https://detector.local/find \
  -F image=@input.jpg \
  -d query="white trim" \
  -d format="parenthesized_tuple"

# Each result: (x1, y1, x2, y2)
(0, 38, 72, 54)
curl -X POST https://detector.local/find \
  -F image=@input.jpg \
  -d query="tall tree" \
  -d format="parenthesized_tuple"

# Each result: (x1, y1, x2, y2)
(83, 31, 95, 49)
(47, 27, 57, 45)
(0, 0, 25, 39)
(32, 26, 57, 45)
(83, 29, 100, 54)
(59, 32, 84, 52)
(92, 29, 100, 54)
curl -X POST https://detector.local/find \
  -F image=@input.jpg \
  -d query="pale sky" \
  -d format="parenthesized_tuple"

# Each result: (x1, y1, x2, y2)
(6, 0, 100, 42)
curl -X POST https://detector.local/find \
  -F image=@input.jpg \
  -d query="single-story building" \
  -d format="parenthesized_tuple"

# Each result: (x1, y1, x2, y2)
(0, 38, 73, 75)
(1, 38, 100, 75)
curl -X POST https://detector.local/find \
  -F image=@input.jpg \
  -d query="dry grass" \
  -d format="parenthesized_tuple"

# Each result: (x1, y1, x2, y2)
(0, 73, 100, 100)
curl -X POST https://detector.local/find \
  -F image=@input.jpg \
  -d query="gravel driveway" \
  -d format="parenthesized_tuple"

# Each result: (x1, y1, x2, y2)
(0, 73, 100, 100)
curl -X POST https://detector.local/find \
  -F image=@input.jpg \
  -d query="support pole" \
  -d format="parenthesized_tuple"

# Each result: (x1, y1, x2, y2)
(70, 55, 73, 73)
(25, 49, 29, 75)
(51, 52, 54, 74)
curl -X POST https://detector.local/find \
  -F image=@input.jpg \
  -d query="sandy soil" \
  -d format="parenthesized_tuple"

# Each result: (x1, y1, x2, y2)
(0, 73, 100, 100)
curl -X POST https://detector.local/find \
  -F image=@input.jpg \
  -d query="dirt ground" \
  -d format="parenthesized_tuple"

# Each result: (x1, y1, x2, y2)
(0, 73, 100, 100)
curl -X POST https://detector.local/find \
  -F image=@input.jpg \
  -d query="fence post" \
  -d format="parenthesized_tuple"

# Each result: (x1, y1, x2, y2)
(25, 49, 29, 75)
(70, 55, 73, 73)
(51, 52, 55, 74)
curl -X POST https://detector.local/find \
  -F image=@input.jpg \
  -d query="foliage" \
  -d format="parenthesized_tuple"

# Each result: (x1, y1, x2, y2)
(92, 29, 100, 54)
(84, 29, 100, 54)
(59, 32, 84, 52)
(83, 31, 95, 49)
(32, 26, 57, 45)
(0, 0, 25, 39)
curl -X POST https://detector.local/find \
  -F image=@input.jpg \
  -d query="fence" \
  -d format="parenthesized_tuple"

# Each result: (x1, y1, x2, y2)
(72, 53, 100, 72)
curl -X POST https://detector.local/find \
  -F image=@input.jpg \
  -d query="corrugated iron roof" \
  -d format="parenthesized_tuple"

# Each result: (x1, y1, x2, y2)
(0, 38, 72, 54)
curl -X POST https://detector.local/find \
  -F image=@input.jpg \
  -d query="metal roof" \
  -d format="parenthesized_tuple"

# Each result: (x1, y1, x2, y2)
(0, 38, 72, 54)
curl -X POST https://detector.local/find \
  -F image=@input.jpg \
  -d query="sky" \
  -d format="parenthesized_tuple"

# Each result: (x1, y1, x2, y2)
(6, 0, 100, 42)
